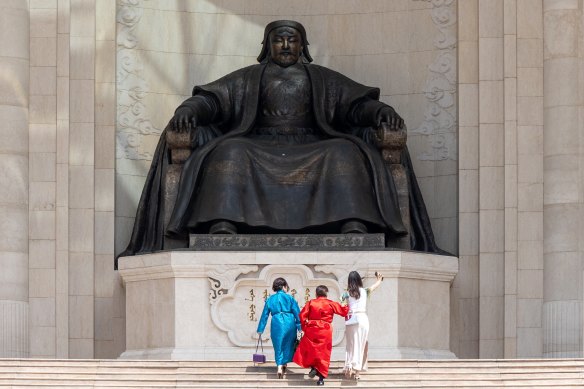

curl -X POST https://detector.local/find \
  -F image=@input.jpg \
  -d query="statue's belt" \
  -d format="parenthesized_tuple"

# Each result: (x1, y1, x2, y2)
(255, 116, 316, 129)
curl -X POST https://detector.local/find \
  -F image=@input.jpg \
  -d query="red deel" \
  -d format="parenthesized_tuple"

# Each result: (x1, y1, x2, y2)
(293, 297, 348, 377)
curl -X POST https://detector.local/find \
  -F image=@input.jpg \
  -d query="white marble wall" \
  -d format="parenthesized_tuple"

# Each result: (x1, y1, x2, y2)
(0, 0, 29, 358)
(114, 0, 459, 256)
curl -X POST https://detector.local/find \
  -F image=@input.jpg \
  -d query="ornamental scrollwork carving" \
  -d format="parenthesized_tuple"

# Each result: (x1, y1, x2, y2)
(116, 0, 161, 161)
(411, 0, 457, 161)
(207, 264, 259, 305)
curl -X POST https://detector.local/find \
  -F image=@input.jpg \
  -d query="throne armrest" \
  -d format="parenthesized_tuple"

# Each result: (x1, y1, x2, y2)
(166, 130, 193, 164)
(374, 123, 411, 245)
(161, 129, 192, 250)
(374, 123, 407, 164)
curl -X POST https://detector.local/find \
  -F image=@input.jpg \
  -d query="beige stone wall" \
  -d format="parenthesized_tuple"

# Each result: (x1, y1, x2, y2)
(0, 0, 29, 358)
(16, 0, 120, 359)
(114, 0, 459, 256)
(452, 0, 583, 359)
(542, 0, 583, 358)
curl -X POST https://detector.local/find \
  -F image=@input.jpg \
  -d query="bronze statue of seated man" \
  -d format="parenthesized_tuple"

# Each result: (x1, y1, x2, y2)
(118, 20, 443, 261)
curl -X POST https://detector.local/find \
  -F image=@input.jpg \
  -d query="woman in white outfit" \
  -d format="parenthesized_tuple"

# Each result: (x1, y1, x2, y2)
(341, 270, 383, 380)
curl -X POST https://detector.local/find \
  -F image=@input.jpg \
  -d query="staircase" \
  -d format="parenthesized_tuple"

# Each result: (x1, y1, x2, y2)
(1, 359, 583, 388)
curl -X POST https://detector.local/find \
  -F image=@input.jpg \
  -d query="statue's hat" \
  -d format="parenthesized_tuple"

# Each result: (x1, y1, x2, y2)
(257, 20, 313, 63)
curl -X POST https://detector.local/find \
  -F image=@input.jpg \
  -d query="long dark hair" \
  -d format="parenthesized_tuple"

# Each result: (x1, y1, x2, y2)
(347, 271, 363, 299)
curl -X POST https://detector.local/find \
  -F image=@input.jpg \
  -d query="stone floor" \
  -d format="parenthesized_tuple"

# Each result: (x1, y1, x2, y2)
(1, 359, 584, 387)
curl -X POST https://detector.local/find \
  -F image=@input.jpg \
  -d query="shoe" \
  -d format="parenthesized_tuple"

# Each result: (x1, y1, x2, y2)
(277, 365, 283, 379)
(341, 219, 367, 234)
(308, 367, 317, 378)
(355, 373, 361, 380)
(209, 220, 237, 234)
(316, 378, 324, 386)
(282, 364, 287, 375)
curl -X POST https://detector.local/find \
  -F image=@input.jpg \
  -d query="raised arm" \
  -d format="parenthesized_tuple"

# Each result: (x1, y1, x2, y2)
(367, 271, 384, 294)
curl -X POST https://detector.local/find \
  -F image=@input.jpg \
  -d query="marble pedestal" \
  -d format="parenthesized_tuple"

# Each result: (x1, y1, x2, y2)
(118, 250, 458, 360)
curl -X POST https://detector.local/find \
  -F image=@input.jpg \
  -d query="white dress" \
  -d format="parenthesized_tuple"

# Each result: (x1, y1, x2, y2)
(342, 287, 369, 372)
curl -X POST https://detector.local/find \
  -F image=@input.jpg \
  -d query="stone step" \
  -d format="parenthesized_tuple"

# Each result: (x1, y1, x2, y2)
(0, 359, 582, 388)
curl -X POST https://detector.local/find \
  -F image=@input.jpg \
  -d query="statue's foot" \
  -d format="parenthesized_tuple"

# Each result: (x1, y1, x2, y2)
(341, 220, 368, 234)
(209, 220, 237, 234)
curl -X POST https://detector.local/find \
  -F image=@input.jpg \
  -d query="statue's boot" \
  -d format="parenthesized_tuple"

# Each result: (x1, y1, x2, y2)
(341, 219, 368, 234)
(209, 220, 237, 234)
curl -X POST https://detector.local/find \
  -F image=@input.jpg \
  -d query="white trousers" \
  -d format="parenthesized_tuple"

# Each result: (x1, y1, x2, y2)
(344, 315, 369, 372)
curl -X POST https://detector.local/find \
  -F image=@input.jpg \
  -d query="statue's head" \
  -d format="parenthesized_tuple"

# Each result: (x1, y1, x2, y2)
(257, 20, 313, 65)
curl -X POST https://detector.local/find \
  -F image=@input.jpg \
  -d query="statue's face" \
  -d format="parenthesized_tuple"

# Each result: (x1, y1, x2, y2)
(269, 26, 303, 67)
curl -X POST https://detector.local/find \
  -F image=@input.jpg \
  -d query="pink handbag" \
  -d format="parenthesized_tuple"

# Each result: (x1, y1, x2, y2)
(253, 336, 266, 364)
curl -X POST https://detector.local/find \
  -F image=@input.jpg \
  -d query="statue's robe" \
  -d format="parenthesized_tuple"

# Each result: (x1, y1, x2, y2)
(117, 63, 445, 265)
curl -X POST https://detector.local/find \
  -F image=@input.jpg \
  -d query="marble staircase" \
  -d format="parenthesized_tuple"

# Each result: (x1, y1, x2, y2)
(0, 359, 583, 388)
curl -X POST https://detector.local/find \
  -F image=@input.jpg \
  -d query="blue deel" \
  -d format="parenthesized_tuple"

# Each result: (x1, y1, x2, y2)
(256, 290, 301, 365)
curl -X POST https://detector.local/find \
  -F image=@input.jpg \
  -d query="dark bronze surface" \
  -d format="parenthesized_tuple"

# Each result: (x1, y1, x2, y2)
(116, 20, 446, 267)
(189, 234, 385, 250)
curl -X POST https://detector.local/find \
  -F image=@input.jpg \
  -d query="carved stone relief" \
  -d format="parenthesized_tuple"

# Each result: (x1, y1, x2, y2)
(209, 264, 346, 347)
(207, 264, 259, 305)
(117, 0, 161, 161)
(411, 0, 457, 161)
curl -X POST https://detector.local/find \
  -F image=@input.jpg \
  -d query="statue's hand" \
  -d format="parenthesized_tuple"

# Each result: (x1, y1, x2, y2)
(377, 106, 404, 131)
(170, 107, 197, 132)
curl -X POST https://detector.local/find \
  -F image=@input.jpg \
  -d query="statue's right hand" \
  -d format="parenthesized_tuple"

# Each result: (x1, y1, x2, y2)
(170, 107, 197, 132)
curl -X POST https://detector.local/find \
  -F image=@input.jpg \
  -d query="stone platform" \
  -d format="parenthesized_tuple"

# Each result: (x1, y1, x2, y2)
(117, 250, 458, 360)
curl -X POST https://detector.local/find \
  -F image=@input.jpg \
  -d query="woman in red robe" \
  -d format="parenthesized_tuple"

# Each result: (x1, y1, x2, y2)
(293, 285, 349, 385)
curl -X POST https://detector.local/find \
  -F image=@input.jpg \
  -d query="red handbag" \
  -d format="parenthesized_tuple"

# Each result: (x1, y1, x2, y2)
(253, 336, 266, 364)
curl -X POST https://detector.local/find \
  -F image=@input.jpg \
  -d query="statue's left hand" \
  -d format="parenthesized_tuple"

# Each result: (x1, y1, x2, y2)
(377, 107, 404, 131)
(170, 107, 197, 133)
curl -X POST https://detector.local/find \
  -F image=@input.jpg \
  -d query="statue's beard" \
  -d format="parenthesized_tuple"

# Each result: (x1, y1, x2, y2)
(270, 52, 299, 67)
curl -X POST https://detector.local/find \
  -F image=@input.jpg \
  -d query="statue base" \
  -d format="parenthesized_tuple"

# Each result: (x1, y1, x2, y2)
(117, 250, 458, 360)
(189, 233, 385, 250)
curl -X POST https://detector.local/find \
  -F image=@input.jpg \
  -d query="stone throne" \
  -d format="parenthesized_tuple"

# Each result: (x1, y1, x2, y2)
(162, 122, 411, 250)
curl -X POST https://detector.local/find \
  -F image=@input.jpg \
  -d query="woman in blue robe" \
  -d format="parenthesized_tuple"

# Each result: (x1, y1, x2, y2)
(257, 277, 301, 378)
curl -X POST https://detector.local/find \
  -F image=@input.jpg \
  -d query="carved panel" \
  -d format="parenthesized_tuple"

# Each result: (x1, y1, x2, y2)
(207, 264, 259, 305)
(411, 0, 457, 161)
(209, 264, 346, 347)
(116, 0, 161, 161)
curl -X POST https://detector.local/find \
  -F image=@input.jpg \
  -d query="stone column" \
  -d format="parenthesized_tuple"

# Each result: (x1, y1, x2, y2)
(478, 0, 506, 358)
(0, 0, 29, 357)
(542, 0, 582, 358)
